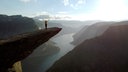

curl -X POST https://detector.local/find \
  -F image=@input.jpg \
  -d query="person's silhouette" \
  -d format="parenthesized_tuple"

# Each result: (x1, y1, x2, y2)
(44, 20, 48, 29)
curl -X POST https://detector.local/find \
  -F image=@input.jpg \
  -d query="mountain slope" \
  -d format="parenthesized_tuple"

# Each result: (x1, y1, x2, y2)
(0, 15, 38, 39)
(72, 21, 115, 45)
(47, 23, 128, 72)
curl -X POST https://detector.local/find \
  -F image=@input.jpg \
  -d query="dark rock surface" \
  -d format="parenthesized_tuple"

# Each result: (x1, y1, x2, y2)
(47, 24, 128, 72)
(0, 27, 61, 72)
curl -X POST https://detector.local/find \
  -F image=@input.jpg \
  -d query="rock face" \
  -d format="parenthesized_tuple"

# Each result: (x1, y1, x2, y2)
(0, 27, 61, 72)
(47, 23, 128, 72)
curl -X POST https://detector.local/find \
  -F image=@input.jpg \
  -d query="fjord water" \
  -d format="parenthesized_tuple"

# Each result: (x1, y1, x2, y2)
(22, 33, 75, 72)
(38, 33, 75, 72)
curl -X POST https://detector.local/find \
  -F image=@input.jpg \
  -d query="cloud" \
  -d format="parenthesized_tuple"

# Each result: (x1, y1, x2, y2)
(35, 11, 50, 16)
(93, 0, 128, 20)
(20, 0, 37, 3)
(69, 0, 86, 9)
(20, 0, 31, 3)
(70, 4, 78, 9)
(63, 0, 86, 9)
(33, 11, 71, 20)
(57, 11, 68, 14)
(63, 0, 70, 6)
(77, 0, 86, 4)
(34, 15, 50, 20)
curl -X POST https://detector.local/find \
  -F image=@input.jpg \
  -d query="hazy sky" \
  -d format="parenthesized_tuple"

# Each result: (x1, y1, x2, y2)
(0, 0, 128, 20)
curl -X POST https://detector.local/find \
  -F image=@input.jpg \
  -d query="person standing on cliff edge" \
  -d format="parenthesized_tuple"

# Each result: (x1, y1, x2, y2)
(44, 20, 48, 29)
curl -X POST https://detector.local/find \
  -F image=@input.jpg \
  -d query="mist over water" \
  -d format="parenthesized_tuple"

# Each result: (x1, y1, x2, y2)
(22, 32, 75, 72)
(52, 33, 75, 56)
(22, 19, 90, 72)
(38, 33, 75, 72)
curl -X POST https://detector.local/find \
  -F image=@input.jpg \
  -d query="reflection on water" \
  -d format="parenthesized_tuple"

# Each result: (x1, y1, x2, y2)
(52, 33, 75, 56)
(39, 33, 75, 72)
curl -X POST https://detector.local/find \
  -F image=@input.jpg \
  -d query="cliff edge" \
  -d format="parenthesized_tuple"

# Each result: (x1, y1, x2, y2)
(0, 27, 61, 72)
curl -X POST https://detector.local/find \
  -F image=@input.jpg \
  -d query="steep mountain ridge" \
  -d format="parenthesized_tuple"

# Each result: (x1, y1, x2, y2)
(0, 15, 38, 39)
(72, 21, 115, 45)
(47, 22, 128, 72)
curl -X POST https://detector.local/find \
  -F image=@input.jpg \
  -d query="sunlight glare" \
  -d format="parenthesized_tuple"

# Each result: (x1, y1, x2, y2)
(93, 0, 128, 21)
(72, 0, 128, 21)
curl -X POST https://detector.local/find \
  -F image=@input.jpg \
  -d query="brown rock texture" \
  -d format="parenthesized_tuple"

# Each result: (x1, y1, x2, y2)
(0, 27, 61, 72)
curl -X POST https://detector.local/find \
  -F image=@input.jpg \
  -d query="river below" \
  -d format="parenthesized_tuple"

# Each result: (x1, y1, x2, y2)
(22, 33, 75, 72)
(40, 33, 75, 72)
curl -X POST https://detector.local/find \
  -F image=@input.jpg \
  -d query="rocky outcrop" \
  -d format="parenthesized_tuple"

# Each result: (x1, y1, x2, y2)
(0, 27, 61, 72)
(47, 24, 128, 72)
(34, 19, 81, 37)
